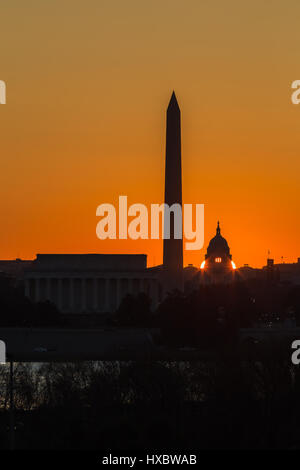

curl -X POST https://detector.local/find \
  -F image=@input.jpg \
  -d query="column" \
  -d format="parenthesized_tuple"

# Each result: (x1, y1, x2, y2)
(69, 278, 75, 313)
(116, 278, 121, 310)
(93, 278, 98, 312)
(24, 279, 30, 299)
(46, 278, 51, 301)
(81, 278, 87, 313)
(128, 278, 134, 296)
(35, 278, 41, 303)
(104, 278, 110, 312)
(57, 279, 63, 312)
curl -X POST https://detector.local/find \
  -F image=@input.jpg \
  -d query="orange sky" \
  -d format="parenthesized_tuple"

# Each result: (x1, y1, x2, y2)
(0, 0, 299, 268)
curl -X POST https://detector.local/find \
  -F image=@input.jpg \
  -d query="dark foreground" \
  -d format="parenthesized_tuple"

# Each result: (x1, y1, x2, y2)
(0, 354, 299, 450)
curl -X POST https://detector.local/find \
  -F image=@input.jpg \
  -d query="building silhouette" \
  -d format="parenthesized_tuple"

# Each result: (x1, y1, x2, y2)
(162, 91, 183, 291)
(199, 221, 236, 284)
(23, 254, 160, 314)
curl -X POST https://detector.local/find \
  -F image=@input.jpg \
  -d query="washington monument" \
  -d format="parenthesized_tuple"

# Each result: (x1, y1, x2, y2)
(163, 91, 183, 290)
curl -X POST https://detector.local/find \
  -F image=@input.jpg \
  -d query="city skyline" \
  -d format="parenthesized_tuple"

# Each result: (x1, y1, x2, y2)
(1, 1, 300, 268)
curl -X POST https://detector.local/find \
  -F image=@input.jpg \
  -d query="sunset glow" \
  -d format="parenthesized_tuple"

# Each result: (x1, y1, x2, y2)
(0, 1, 299, 269)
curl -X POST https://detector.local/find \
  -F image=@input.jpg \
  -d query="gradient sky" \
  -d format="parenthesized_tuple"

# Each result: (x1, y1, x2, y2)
(0, 0, 299, 268)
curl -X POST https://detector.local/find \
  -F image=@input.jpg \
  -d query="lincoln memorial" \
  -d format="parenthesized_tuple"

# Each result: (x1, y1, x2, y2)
(23, 254, 160, 314)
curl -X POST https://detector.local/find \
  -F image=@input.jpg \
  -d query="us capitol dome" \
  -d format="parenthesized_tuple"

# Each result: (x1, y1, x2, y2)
(200, 222, 236, 283)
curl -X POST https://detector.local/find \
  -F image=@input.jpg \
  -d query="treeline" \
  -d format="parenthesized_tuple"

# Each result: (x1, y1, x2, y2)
(0, 353, 299, 449)
(1, 276, 300, 338)
(115, 281, 300, 346)
(0, 278, 65, 327)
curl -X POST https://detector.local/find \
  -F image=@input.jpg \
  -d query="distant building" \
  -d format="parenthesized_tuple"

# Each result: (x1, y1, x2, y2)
(237, 264, 263, 281)
(23, 254, 160, 314)
(199, 222, 236, 284)
(263, 258, 300, 285)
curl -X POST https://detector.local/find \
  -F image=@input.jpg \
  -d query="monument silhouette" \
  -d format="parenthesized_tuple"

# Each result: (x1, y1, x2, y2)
(163, 91, 183, 291)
